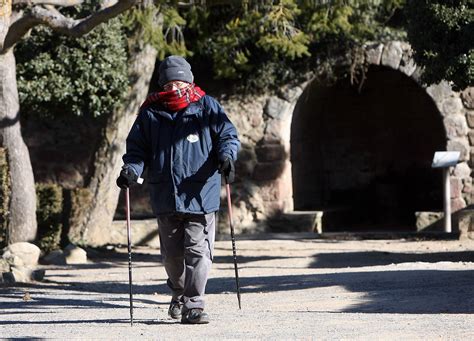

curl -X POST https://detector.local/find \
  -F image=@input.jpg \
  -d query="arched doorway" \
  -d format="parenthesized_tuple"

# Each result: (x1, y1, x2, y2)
(291, 66, 446, 231)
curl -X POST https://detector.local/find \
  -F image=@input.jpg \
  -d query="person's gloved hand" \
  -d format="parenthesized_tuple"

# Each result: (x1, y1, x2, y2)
(116, 166, 137, 189)
(218, 156, 235, 184)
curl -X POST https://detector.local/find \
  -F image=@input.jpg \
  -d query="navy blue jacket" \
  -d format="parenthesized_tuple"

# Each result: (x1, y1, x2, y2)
(123, 95, 240, 215)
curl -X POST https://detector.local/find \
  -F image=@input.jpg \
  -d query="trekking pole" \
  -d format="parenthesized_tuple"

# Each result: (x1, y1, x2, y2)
(125, 187, 134, 326)
(124, 176, 143, 327)
(224, 177, 242, 309)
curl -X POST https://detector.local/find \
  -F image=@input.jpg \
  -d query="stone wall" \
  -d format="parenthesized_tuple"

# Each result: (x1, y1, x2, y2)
(217, 41, 473, 233)
(425, 83, 473, 212)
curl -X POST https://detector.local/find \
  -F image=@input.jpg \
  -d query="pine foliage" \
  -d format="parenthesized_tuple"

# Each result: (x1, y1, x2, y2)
(184, 0, 406, 91)
(405, 0, 473, 90)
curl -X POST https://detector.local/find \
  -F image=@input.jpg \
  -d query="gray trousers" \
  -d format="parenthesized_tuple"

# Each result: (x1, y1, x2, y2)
(157, 212, 215, 312)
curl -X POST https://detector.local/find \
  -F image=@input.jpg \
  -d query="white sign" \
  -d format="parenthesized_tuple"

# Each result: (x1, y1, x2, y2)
(431, 151, 460, 168)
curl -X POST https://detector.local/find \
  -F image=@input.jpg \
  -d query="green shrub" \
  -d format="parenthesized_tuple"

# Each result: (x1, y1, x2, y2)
(64, 188, 93, 246)
(0, 148, 9, 249)
(16, 11, 128, 118)
(36, 183, 63, 253)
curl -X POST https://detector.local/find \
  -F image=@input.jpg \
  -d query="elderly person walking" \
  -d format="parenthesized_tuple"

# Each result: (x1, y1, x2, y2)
(116, 55, 240, 324)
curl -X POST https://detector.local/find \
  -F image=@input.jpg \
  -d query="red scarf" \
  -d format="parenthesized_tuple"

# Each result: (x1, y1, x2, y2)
(140, 83, 206, 112)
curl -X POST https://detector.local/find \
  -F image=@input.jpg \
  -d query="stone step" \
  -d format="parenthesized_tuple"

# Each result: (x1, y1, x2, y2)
(267, 211, 323, 233)
(416, 209, 474, 237)
(267, 208, 474, 237)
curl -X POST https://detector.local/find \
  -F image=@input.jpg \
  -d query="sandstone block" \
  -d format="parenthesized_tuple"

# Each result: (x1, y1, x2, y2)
(381, 41, 403, 69)
(453, 162, 472, 178)
(447, 138, 470, 161)
(458, 210, 474, 239)
(2, 242, 41, 266)
(467, 110, 474, 128)
(2, 254, 24, 267)
(277, 85, 303, 102)
(451, 177, 463, 198)
(64, 244, 87, 265)
(444, 115, 469, 138)
(399, 43, 417, 76)
(415, 211, 444, 231)
(442, 97, 464, 116)
(461, 87, 474, 109)
(249, 113, 263, 128)
(426, 81, 453, 103)
(8, 267, 45, 283)
(259, 185, 280, 202)
(364, 43, 383, 65)
(451, 197, 467, 212)
(264, 120, 284, 143)
(10, 267, 31, 282)
(264, 96, 289, 120)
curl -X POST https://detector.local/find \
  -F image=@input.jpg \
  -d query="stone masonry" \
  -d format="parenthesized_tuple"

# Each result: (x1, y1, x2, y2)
(218, 41, 473, 234)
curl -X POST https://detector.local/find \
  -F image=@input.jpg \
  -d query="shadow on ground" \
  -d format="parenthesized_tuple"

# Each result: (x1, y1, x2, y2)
(209, 269, 474, 314)
(310, 251, 474, 268)
(2, 249, 473, 317)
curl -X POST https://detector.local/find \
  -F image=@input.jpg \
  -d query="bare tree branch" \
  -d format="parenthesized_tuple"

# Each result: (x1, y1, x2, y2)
(3, 12, 40, 52)
(11, 9, 24, 23)
(13, 0, 84, 7)
(36, 0, 136, 37)
(2, 0, 137, 53)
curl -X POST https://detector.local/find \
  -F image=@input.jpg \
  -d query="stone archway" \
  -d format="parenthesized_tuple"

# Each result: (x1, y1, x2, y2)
(291, 65, 446, 231)
(219, 41, 472, 234)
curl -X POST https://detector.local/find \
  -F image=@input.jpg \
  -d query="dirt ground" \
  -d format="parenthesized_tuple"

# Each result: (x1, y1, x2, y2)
(1, 234, 474, 340)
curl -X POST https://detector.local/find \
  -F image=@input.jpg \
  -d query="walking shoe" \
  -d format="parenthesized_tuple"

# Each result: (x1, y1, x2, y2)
(168, 301, 182, 319)
(181, 308, 210, 324)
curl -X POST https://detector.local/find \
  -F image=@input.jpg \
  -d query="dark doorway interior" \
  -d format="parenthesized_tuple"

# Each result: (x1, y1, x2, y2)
(291, 66, 446, 231)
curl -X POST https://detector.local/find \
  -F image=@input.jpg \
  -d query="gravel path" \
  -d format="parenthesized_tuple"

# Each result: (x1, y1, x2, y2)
(2, 235, 474, 340)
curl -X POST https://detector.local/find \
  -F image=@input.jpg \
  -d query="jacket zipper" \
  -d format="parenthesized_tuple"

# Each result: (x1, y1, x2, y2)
(170, 119, 178, 210)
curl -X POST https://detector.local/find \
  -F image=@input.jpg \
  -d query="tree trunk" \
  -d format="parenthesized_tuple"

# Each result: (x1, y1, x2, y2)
(0, 1, 12, 52)
(0, 50, 37, 243)
(68, 44, 157, 246)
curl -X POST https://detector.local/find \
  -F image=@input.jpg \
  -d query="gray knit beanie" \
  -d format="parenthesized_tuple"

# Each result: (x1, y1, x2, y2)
(158, 55, 194, 87)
